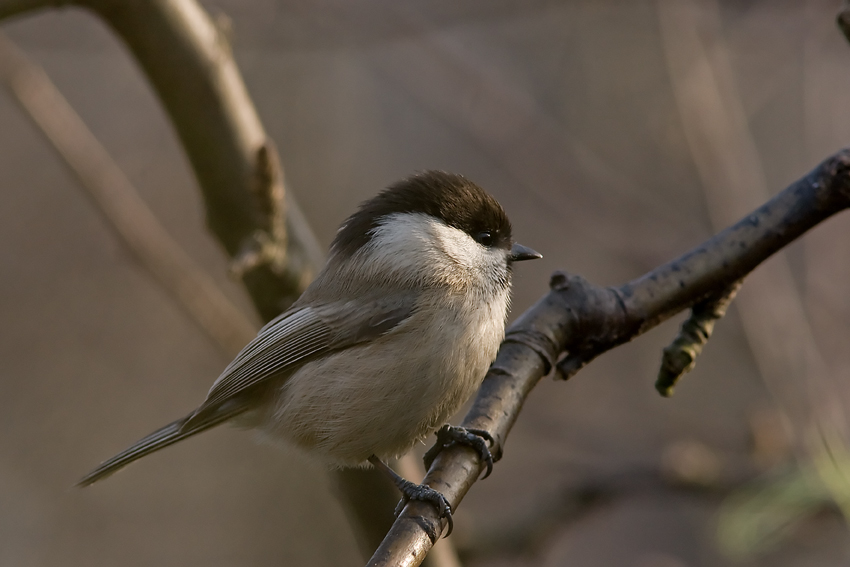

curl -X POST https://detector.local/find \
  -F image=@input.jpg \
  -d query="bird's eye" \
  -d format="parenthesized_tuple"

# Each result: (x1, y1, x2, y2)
(474, 231, 494, 246)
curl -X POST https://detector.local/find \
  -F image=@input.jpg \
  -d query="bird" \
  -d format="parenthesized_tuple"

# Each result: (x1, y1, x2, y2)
(78, 170, 541, 530)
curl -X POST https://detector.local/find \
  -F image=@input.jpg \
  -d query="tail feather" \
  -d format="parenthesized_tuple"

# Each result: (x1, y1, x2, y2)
(77, 405, 245, 487)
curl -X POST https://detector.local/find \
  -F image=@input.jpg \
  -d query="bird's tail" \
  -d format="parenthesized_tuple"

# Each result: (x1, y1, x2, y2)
(77, 403, 246, 487)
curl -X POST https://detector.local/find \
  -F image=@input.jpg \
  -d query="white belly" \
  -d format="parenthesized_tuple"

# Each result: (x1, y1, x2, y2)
(256, 289, 508, 466)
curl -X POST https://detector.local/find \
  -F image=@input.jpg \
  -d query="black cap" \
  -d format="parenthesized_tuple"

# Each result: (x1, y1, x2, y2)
(331, 171, 513, 257)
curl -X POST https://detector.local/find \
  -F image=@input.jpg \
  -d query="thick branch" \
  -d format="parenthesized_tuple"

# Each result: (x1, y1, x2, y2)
(369, 151, 850, 566)
(0, 0, 322, 314)
(67, 0, 321, 319)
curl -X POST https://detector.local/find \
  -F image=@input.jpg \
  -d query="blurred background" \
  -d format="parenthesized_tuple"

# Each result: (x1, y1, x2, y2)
(2, 0, 850, 565)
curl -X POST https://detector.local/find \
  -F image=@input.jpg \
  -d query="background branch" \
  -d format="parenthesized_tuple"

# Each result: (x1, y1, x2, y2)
(0, 29, 256, 356)
(0, 0, 323, 316)
(70, 0, 321, 320)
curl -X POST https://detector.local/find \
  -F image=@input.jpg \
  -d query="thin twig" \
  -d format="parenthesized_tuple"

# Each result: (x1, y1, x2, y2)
(656, 281, 741, 397)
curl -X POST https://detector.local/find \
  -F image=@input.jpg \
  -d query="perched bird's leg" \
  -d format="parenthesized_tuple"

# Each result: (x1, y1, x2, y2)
(368, 455, 454, 536)
(423, 424, 496, 479)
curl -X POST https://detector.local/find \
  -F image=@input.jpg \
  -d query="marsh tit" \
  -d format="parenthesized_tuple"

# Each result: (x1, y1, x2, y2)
(79, 171, 540, 528)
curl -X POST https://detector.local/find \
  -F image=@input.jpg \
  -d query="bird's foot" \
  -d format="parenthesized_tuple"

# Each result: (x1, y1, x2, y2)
(392, 477, 454, 536)
(368, 455, 454, 537)
(423, 424, 496, 479)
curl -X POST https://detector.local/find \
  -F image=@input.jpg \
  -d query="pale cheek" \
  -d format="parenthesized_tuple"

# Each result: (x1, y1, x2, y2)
(367, 213, 510, 291)
(435, 230, 505, 275)
(438, 233, 479, 267)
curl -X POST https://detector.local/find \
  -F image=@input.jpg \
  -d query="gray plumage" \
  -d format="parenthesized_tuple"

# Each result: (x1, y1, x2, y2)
(79, 171, 538, 486)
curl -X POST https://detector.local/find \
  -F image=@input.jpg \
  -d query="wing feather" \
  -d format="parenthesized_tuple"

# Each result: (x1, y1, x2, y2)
(184, 294, 416, 429)
(193, 308, 332, 419)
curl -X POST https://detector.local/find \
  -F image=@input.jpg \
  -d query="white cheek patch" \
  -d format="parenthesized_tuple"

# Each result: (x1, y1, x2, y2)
(369, 212, 479, 266)
(360, 213, 445, 282)
(427, 220, 509, 285)
(430, 222, 482, 267)
(364, 212, 508, 289)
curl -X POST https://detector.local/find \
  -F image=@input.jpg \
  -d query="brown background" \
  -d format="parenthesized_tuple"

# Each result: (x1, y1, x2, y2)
(2, 1, 850, 565)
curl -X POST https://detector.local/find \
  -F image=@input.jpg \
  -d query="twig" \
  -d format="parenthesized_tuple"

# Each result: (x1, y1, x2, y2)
(368, 151, 850, 565)
(656, 281, 741, 397)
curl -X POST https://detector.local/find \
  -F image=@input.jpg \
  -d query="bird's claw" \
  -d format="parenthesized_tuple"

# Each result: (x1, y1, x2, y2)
(394, 478, 454, 537)
(423, 424, 496, 479)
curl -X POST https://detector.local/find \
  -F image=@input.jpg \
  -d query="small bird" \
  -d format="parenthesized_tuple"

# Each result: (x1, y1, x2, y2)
(79, 171, 540, 528)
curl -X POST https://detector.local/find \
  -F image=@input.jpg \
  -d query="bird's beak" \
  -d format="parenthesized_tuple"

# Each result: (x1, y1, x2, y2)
(509, 242, 542, 262)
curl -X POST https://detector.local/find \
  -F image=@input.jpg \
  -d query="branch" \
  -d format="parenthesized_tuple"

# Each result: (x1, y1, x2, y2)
(368, 151, 850, 565)
(0, 0, 323, 322)
(65, 0, 321, 320)
(655, 281, 741, 397)
(0, 0, 328, 315)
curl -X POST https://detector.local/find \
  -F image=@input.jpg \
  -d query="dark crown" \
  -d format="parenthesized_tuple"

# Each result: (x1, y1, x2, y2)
(331, 171, 512, 257)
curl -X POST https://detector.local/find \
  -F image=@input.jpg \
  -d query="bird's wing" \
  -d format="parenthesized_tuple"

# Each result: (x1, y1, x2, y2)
(184, 292, 416, 428)
(200, 307, 332, 412)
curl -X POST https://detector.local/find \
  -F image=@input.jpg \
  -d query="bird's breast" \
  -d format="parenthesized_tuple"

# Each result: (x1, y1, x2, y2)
(261, 286, 510, 466)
